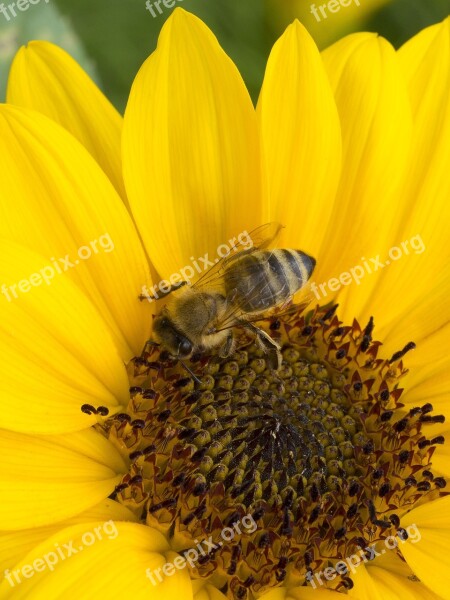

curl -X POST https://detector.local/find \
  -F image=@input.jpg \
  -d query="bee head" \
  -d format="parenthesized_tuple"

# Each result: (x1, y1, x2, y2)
(152, 312, 193, 358)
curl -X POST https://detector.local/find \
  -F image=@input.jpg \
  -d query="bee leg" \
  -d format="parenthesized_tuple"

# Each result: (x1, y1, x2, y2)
(138, 280, 188, 301)
(240, 322, 282, 370)
(219, 331, 235, 358)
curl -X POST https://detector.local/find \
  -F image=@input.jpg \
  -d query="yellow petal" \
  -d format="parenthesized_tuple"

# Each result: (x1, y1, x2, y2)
(348, 19, 450, 332)
(192, 581, 227, 600)
(425, 429, 450, 479)
(0, 523, 191, 600)
(193, 582, 339, 600)
(397, 21, 445, 85)
(404, 369, 450, 422)
(393, 319, 450, 424)
(349, 550, 441, 600)
(288, 590, 341, 600)
(318, 33, 412, 319)
(0, 429, 125, 530)
(123, 8, 263, 280)
(0, 105, 151, 359)
(7, 41, 127, 202)
(257, 20, 341, 257)
(260, 589, 307, 600)
(351, 19, 450, 422)
(401, 495, 450, 599)
(0, 241, 130, 434)
(0, 499, 138, 574)
(372, 271, 450, 360)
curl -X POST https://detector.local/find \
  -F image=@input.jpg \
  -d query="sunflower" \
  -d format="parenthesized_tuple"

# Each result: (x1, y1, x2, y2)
(1, 8, 450, 600)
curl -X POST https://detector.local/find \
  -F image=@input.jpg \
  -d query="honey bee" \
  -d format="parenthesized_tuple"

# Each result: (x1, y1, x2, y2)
(140, 223, 316, 370)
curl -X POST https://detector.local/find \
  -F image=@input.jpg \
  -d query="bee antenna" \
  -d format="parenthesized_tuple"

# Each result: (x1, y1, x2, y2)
(179, 360, 202, 385)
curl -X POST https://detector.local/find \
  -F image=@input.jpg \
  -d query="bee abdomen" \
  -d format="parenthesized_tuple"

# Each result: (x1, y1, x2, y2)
(279, 249, 316, 291)
(225, 249, 315, 313)
(268, 249, 316, 298)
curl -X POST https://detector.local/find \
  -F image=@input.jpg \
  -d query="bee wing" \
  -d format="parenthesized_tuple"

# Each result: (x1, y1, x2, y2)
(212, 271, 294, 330)
(214, 284, 316, 332)
(192, 222, 283, 292)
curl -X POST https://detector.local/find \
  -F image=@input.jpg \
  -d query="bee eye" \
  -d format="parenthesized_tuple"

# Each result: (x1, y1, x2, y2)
(178, 338, 193, 356)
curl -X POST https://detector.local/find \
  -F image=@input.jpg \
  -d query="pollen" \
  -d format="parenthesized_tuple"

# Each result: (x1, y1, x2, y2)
(100, 305, 447, 598)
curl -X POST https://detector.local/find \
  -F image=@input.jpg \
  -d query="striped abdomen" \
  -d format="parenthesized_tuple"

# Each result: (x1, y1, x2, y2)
(224, 249, 316, 313)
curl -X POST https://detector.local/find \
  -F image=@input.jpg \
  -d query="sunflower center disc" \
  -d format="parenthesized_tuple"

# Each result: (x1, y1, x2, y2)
(103, 305, 447, 598)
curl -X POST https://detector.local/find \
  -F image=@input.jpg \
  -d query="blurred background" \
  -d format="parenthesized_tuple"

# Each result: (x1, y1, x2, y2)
(0, 0, 448, 110)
